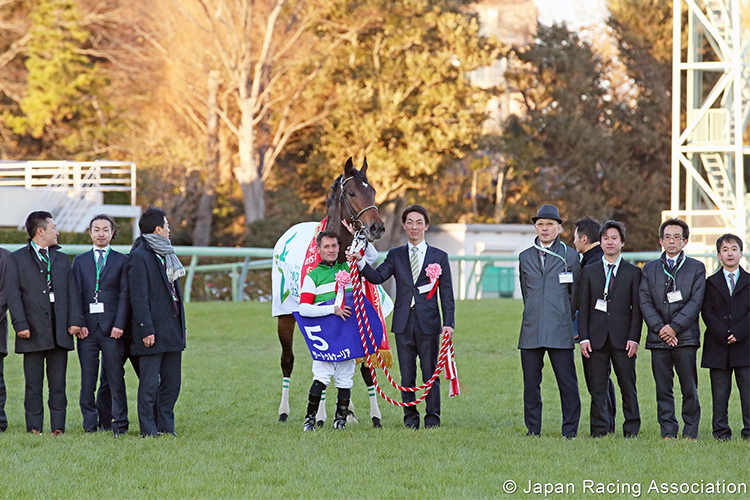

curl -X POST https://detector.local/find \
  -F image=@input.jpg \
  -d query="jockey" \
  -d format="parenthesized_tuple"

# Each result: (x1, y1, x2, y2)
(299, 229, 357, 431)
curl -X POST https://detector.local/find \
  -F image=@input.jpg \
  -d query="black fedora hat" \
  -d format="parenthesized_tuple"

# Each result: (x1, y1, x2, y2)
(531, 204, 564, 224)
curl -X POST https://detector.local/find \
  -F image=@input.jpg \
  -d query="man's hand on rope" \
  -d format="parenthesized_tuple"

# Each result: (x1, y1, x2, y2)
(442, 326, 453, 340)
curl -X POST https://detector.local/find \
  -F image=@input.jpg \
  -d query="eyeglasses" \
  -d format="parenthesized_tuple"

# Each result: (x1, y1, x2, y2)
(661, 235, 684, 242)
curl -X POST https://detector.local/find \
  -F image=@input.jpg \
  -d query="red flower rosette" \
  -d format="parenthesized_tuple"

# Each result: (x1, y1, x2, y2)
(425, 263, 442, 299)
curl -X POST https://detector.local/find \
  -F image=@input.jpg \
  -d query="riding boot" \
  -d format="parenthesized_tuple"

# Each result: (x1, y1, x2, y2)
(304, 380, 326, 431)
(304, 393, 321, 431)
(334, 398, 350, 430)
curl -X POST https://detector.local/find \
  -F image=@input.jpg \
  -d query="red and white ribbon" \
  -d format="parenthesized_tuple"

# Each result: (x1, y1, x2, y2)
(425, 263, 442, 299)
(445, 343, 460, 397)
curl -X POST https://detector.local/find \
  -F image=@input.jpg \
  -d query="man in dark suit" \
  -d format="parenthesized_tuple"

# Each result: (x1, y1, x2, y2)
(573, 216, 616, 434)
(518, 204, 581, 438)
(639, 218, 705, 440)
(354, 204, 454, 429)
(6, 211, 82, 434)
(701, 234, 749, 441)
(0, 246, 10, 432)
(127, 206, 186, 437)
(579, 220, 643, 437)
(71, 214, 130, 436)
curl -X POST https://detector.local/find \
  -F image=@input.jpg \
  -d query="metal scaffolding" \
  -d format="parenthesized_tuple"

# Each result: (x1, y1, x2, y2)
(668, 0, 750, 251)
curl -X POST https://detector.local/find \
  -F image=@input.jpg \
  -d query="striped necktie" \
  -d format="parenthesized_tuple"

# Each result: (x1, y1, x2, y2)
(729, 272, 736, 295)
(96, 249, 105, 269)
(410, 246, 420, 283)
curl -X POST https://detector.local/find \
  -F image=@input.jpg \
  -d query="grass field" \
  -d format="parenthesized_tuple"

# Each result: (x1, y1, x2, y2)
(0, 299, 748, 499)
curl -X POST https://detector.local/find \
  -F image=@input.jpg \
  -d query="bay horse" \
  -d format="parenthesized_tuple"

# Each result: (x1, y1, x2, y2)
(271, 157, 387, 426)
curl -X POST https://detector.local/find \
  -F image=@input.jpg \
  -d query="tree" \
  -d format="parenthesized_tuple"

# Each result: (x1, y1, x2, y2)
(501, 23, 669, 250)
(2, 0, 113, 155)
(297, 0, 504, 245)
(141, 0, 369, 226)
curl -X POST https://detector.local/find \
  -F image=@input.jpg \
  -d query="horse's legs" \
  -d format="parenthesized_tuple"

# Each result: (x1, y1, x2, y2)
(360, 362, 382, 427)
(277, 314, 296, 421)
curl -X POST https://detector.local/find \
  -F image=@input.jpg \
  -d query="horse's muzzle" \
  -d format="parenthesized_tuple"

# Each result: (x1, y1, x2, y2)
(366, 221, 385, 241)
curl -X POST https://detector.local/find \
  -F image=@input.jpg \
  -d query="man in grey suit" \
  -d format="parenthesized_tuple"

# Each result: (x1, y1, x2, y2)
(355, 204, 454, 429)
(0, 246, 10, 432)
(518, 204, 581, 438)
(6, 211, 82, 434)
(639, 218, 705, 440)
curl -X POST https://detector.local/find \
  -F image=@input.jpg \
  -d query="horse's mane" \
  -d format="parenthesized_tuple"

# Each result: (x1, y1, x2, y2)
(325, 175, 343, 210)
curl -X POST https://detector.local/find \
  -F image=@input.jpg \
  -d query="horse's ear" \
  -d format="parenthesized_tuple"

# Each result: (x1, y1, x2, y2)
(344, 157, 354, 177)
(360, 157, 368, 177)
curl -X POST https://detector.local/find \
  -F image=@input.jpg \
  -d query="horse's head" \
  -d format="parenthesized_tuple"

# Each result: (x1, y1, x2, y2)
(335, 157, 385, 242)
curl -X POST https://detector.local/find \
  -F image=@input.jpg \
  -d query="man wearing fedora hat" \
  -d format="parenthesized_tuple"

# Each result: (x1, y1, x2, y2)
(518, 204, 581, 438)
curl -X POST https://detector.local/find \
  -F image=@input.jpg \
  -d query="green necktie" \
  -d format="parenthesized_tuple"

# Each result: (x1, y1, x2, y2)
(410, 246, 420, 283)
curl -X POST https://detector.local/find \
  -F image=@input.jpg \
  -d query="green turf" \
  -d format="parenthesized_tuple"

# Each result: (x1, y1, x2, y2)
(0, 299, 748, 499)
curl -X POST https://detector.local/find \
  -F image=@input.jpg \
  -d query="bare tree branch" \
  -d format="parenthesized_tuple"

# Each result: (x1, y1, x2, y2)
(0, 32, 30, 70)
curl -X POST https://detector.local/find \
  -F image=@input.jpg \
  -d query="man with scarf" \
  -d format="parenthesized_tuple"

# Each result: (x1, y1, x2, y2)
(127, 206, 186, 437)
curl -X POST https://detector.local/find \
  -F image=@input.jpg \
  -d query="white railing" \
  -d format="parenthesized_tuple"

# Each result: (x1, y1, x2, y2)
(0, 161, 137, 231)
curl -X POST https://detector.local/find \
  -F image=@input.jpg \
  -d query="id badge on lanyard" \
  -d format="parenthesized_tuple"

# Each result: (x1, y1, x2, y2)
(663, 256, 685, 304)
(89, 248, 110, 314)
(535, 242, 574, 284)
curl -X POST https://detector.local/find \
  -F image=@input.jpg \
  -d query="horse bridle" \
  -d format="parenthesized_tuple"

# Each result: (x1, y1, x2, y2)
(340, 175, 378, 230)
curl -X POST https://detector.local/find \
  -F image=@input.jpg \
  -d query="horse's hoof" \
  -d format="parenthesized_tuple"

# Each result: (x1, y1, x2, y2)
(372, 417, 382, 428)
(278, 413, 288, 422)
(346, 412, 359, 424)
(315, 420, 325, 428)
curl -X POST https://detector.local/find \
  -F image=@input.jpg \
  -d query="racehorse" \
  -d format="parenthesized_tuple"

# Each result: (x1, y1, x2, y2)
(272, 157, 389, 426)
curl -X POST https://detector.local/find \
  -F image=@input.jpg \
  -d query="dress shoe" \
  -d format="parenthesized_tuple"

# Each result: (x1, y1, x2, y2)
(662, 436, 677, 441)
(29, 429, 41, 435)
(52, 429, 63, 437)
(157, 431, 178, 437)
(526, 431, 541, 437)
(683, 437, 696, 441)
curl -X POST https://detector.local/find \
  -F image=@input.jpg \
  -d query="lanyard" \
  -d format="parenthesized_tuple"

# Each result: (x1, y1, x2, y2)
(93, 247, 111, 300)
(661, 254, 686, 291)
(603, 256, 622, 300)
(534, 241, 570, 272)
(31, 241, 51, 285)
